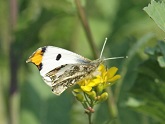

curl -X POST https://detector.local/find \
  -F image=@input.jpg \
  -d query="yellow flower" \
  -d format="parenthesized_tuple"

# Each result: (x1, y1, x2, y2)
(75, 64, 121, 93)
(73, 64, 121, 115)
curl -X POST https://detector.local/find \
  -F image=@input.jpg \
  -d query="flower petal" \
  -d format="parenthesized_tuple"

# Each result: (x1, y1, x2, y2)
(108, 75, 121, 82)
(107, 67, 118, 79)
(81, 86, 92, 92)
(98, 64, 106, 72)
(88, 77, 102, 87)
(88, 81, 99, 87)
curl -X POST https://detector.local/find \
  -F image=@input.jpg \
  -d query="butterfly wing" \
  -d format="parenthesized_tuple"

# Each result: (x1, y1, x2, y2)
(49, 63, 99, 95)
(26, 46, 100, 95)
(40, 46, 89, 75)
(41, 46, 99, 95)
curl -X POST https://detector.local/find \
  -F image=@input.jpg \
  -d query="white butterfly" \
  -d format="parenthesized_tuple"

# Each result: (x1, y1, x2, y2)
(26, 38, 126, 95)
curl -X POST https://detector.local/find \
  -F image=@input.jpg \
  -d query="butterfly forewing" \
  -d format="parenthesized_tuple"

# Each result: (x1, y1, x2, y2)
(40, 46, 91, 77)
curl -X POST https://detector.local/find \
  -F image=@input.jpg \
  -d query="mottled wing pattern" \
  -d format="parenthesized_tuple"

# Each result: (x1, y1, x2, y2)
(44, 60, 101, 95)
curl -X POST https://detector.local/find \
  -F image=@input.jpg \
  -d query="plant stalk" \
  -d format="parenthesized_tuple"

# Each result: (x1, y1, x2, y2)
(8, 0, 19, 124)
(88, 113, 92, 124)
(74, 0, 98, 58)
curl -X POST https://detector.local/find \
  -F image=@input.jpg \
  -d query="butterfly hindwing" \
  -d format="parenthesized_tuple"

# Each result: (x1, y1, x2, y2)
(45, 62, 100, 95)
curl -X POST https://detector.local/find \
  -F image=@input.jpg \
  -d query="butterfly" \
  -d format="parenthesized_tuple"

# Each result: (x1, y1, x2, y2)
(26, 38, 126, 95)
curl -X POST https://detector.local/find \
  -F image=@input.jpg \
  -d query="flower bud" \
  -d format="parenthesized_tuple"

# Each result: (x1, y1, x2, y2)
(87, 91, 96, 100)
(96, 95, 101, 101)
(100, 92, 108, 102)
(76, 94, 84, 102)
(96, 84, 104, 94)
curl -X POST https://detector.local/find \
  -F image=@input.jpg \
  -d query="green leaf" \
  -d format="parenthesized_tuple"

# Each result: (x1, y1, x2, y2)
(143, 0, 165, 32)
(145, 40, 165, 67)
(157, 56, 165, 67)
(128, 59, 165, 123)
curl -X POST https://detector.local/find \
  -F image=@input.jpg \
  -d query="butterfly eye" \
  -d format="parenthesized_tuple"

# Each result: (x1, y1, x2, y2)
(56, 54, 62, 61)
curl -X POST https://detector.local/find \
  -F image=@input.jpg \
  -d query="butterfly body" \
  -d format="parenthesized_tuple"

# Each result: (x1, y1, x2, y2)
(26, 46, 102, 95)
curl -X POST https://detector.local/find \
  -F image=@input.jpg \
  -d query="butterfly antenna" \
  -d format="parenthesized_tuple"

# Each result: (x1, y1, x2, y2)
(100, 37, 108, 59)
(99, 37, 128, 61)
(103, 56, 128, 61)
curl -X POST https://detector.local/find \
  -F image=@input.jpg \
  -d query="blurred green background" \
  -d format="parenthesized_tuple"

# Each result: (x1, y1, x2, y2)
(1, 0, 165, 124)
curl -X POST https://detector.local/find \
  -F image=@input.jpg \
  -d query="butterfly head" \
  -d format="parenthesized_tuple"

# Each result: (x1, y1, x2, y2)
(26, 47, 47, 70)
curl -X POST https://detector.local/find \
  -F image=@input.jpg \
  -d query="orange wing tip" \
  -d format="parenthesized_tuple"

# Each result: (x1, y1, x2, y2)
(26, 49, 43, 65)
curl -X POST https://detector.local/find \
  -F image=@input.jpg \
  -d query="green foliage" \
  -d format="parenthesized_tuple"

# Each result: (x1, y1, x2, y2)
(1, 0, 165, 124)
(126, 1, 165, 124)
(144, 0, 165, 32)
(127, 46, 165, 123)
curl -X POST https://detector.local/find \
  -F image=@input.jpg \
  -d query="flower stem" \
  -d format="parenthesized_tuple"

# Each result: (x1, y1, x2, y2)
(83, 92, 93, 124)
(84, 92, 90, 105)
(87, 113, 92, 124)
